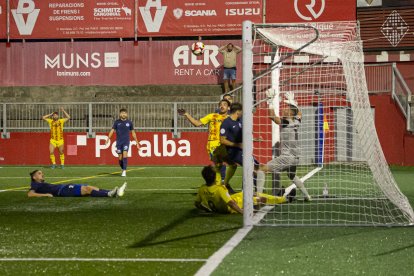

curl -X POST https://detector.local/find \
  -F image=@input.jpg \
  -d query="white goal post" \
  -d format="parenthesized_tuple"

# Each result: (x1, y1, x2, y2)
(242, 20, 414, 227)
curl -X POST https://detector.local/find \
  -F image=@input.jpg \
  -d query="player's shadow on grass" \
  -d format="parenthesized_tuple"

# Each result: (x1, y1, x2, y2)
(128, 209, 239, 249)
(375, 243, 414, 256)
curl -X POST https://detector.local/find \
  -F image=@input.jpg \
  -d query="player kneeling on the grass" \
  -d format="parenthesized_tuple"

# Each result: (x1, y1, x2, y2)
(27, 170, 127, 198)
(195, 166, 296, 214)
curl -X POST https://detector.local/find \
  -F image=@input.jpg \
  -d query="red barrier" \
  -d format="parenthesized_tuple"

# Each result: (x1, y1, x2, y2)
(5, 0, 262, 39)
(0, 40, 241, 86)
(0, 0, 5, 39)
(138, 0, 262, 36)
(0, 132, 211, 165)
(9, 0, 134, 39)
(266, 0, 355, 23)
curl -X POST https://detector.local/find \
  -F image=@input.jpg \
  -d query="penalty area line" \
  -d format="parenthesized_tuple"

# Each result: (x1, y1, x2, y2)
(0, 257, 207, 263)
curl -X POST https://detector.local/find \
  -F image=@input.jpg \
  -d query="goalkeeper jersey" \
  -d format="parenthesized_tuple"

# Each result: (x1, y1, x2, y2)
(280, 117, 301, 157)
(199, 113, 228, 142)
(46, 118, 66, 141)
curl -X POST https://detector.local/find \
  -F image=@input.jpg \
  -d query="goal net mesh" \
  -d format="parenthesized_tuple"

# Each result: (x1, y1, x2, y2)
(244, 21, 414, 226)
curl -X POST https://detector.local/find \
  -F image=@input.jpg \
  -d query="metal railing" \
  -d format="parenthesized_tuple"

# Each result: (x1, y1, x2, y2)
(392, 64, 413, 132)
(0, 102, 219, 138)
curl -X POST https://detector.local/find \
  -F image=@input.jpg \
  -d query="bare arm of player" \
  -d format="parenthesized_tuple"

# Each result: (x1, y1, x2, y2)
(228, 200, 243, 214)
(220, 136, 242, 149)
(177, 109, 203, 127)
(268, 107, 282, 125)
(218, 45, 227, 53)
(106, 129, 115, 145)
(27, 190, 53, 197)
(233, 45, 242, 54)
(296, 110, 302, 120)
(131, 130, 140, 149)
(61, 107, 71, 121)
(42, 113, 54, 121)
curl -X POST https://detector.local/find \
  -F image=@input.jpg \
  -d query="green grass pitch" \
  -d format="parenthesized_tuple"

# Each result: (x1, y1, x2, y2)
(0, 165, 413, 275)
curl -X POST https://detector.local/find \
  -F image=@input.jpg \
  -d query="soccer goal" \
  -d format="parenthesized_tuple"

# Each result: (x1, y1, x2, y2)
(241, 20, 414, 226)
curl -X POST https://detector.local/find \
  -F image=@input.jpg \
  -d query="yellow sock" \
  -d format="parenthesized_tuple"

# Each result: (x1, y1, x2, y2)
(60, 154, 65, 165)
(215, 164, 222, 185)
(224, 164, 237, 186)
(50, 154, 56, 165)
(257, 192, 286, 204)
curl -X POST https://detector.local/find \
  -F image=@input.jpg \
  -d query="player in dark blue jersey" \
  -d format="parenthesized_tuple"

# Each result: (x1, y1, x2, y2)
(106, 108, 140, 177)
(27, 170, 126, 198)
(220, 103, 244, 193)
(220, 103, 263, 194)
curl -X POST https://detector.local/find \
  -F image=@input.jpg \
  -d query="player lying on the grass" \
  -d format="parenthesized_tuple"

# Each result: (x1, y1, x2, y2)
(178, 99, 230, 183)
(259, 92, 311, 201)
(195, 165, 296, 214)
(27, 170, 126, 198)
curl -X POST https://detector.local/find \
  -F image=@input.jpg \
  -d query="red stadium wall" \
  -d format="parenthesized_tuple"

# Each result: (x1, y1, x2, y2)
(266, 0, 356, 23)
(0, 132, 210, 166)
(0, 96, 412, 166)
(2, 0, 263, 39)
(0, 40, 241, 86)
(369, 94, 414, 166)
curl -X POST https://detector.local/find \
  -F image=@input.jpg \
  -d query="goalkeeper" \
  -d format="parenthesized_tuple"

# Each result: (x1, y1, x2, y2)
(260, 91, 311, 201)
(195, 165, 296, 214)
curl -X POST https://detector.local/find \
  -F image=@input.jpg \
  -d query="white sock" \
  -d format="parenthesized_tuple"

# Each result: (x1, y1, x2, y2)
(256, 170, 265, 193)
(293, 176, 310, 198)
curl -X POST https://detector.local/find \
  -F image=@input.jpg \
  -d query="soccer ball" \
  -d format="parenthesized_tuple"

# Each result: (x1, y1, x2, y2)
(191, 42, 205, 56)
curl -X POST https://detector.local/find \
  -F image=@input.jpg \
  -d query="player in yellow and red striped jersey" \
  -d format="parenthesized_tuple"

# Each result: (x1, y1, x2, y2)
(178, 99, 230, 183)
(42, 107, 70, 169)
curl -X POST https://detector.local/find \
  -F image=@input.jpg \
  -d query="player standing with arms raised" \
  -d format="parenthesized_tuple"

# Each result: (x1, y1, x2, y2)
(260, 92, 311, 201)
(178, 99, 230, 182)
(106, 109, 140, 177)
(42, 107, 70, 169)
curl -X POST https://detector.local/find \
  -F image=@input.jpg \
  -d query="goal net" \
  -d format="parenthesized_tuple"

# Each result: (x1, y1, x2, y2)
(241, 21, 414, 226)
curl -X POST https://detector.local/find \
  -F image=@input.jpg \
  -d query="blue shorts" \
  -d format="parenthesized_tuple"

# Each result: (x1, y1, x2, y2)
(116, 142, 130, 154)
(58, 184, 85, 197)
(227, 148, 259, 167)
(223, 68, 236, 80)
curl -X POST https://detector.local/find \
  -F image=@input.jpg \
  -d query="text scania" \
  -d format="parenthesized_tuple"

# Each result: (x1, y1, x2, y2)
(95, 135, 191, 158)
(94, 8, 121, 16)
(225, 8, 260, 16)
(45, 53, 101, 69)
(185, 10, 217, 16)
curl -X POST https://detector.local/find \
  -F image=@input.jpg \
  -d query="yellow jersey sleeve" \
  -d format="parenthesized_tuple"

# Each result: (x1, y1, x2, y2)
(217, 186, 232, 204)
(199, 113, 213, 125)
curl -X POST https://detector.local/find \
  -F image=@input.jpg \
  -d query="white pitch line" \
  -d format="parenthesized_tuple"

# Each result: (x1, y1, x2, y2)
(0, 176, 242, 179)
(0, 188, 199, 193)
(195, 206, 273, 276)
(0, 258, 207, 262)
(193, 166, 321, 275)
(0, 166, 206, 169)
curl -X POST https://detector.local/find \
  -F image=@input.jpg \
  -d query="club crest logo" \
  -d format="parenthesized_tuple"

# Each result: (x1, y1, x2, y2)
(173, 8, 183, 19)
(294, 0, 325, 21)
